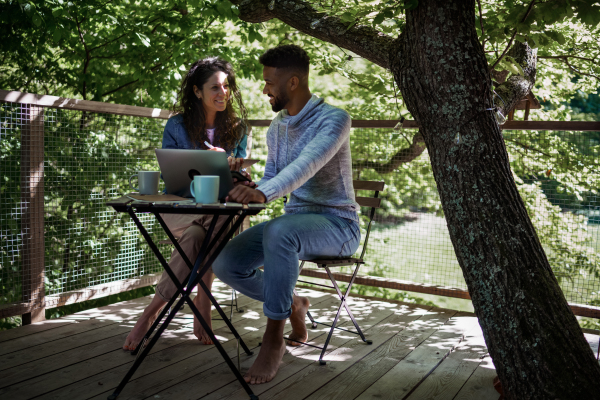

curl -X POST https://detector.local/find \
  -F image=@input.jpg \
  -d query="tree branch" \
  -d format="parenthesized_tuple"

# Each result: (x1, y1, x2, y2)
(490, 0, 536, 71)
(89, 32, 128, 52)
(494, 42, 537, 119)
(476, 0, 485, 46)
(538, 55, 596, 62)
(352, 132, 426, 173)
(74, 11, 91, 100)
(101, 79, 139, 97)
(231, 0, 395, 69)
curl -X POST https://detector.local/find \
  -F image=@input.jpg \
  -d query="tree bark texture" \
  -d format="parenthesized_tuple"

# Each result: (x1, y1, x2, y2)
(235, 0, 600, 398)
(393, 1, 600, 399)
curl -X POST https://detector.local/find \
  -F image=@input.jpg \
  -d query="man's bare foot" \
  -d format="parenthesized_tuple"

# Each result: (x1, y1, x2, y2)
(245, 319, 286, 384)
(193, 293, 214, 345)
(286, 295, 310, 346)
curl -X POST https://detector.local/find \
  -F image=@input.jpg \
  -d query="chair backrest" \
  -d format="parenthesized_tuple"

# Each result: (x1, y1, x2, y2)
(353, 180, 385, 260)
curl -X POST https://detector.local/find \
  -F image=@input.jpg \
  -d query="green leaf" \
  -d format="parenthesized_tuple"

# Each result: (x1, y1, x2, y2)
(545, 30, 566, 45)
(32, 13, 42, 27)
(53, 28, 62, 42)
(341, 12, 354, 23)
(373, 13, 385, 25)
(135, 32, 150, 47)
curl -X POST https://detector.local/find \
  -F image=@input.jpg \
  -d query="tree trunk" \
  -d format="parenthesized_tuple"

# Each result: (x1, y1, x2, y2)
(393, 1, 600, 398)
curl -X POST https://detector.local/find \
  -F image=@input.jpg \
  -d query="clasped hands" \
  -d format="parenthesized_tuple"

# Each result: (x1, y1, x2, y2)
(229, 170, 265, 204)
(214, 150, 264, 204)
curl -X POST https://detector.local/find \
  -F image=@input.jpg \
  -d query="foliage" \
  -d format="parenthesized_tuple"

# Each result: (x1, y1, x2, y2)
(0, 103, 168, 304)
(0, 0, 264, 105)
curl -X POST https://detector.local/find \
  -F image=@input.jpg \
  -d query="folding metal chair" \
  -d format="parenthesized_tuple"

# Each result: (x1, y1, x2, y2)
(289, 180, 385, 365)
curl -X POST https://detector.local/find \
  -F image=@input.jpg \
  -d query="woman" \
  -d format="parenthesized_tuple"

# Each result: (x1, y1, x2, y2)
(123, 57, 251, 350)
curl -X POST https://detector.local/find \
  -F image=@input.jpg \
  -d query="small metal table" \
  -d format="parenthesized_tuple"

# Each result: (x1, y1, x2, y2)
(106, 196, 265, 400)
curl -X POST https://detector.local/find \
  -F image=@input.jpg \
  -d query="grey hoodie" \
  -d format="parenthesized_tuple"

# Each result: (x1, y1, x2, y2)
(257, 95, 359, 222)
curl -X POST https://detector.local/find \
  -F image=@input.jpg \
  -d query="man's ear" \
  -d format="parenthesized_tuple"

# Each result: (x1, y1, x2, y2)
(288, 75, 300, 92)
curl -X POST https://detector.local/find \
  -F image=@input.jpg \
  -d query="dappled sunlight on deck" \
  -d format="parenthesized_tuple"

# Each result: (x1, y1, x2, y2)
(1, 284, 597, 400)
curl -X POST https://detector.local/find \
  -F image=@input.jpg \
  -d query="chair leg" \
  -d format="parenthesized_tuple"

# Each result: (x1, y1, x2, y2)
(324, 265, 372, 345)
(306, 310, 318, 329)
(340, 263, 372, 344)
(318, 299, 345, 365)
(293, 286, 318, 329)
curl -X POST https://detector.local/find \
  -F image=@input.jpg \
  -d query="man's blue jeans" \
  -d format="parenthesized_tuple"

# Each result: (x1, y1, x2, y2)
(212, 213, 361, 320)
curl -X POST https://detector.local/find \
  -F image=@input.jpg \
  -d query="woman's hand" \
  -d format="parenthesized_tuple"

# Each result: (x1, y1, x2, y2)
(227, 156, 244, 171)
(208, 146, 226, 152)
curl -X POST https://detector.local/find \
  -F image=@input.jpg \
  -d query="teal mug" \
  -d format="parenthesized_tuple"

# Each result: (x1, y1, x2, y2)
(129, 171, 160, 195)
(190, 175, 219, 204)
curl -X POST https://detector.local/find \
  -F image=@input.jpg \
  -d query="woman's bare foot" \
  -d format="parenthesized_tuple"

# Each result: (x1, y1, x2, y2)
(193, 293, 214, 345)
(245, 319, 286, 384)
(123, 295, 165, 351)
(286, 295, 310, 346)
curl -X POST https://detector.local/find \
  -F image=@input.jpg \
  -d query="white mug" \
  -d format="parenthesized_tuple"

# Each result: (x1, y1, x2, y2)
(129, 171, 160, 195)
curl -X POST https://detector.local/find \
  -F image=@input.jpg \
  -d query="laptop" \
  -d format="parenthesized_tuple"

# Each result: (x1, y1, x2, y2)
(155, 149, 235, 199)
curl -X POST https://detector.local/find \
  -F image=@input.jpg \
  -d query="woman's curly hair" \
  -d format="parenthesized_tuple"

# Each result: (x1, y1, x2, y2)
(172, 57, 248, 151)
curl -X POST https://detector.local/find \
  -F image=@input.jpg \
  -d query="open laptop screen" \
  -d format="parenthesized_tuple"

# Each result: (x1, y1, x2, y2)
(155, 149, 234, 199)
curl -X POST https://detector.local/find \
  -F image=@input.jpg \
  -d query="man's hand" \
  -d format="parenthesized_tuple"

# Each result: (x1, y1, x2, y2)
(227, 156, 244, 171)
(232, 169, 258, 188)
(226, 185, 266, 204)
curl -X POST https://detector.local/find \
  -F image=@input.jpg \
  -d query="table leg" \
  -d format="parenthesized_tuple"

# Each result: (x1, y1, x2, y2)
(110, 208, 258, 400)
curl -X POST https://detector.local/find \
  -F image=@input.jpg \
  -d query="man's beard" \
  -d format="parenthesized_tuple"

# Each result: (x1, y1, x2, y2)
(270, 92, 289, 112)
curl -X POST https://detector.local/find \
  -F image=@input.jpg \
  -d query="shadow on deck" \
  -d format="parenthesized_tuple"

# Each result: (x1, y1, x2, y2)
(0, 283, 598, 400)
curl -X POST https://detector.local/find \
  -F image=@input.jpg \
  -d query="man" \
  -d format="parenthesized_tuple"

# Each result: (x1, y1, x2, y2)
(213, 44, 360, 384)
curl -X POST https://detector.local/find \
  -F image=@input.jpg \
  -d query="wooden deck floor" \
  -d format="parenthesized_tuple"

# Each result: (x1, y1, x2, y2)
(1, 283, 598, 400)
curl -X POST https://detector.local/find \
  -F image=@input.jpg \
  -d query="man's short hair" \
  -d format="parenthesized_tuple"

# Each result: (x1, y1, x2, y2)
(259, 45, 310, 76)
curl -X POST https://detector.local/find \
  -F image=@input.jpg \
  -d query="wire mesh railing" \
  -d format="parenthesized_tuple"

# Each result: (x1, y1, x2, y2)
(1, 90, 599, 321)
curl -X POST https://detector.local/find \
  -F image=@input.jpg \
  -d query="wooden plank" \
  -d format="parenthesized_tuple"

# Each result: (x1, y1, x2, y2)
(252, 306, 440, 400)
(0, 290, 260, 390)
(44, 272, 162, 309)
(53, 293, 154, 321)
(298, 269, 473, 300)
(0, 322, 129, 384)
(356, 196, 381, 208)
(159, 297, 406, 400)
(0, 90, 172, 119)
(353, 181, 385, 191)
(3, 91, 597, 131)
(30, 288, 331, 399)
(20, 104, 45, 323)
(501, 120, 600, 131)
(355, 312, 477, 400)
(86, 290, 338, 400)
(0, 318, 117, 356)
(0, 320, 76, 343)
(453, 356, 499, 400)
(405, 318, 488, 400)
(307, 308, 460, 400)
(569, 303, 600, 319)
(0, 326, 197, 399)
(297, 271, 600, 318)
